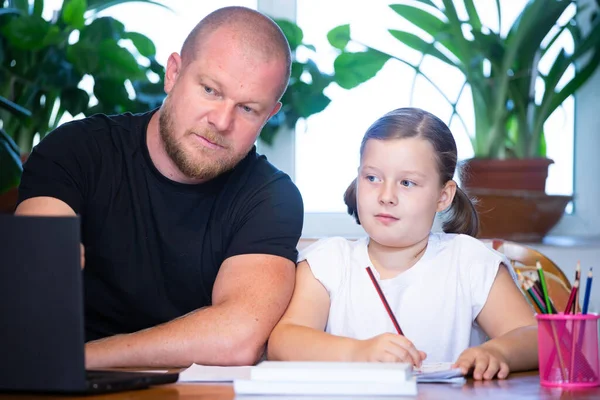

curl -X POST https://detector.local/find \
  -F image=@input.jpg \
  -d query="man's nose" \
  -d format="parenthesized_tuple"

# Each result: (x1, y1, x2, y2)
(207, 101, 235, 132)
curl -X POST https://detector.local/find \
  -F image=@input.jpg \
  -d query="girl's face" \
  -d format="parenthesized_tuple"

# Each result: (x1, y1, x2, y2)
(356, 137, 455, 248)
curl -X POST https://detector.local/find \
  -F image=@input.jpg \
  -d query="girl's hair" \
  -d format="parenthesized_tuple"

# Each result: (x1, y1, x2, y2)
(343, 107, 479, 237)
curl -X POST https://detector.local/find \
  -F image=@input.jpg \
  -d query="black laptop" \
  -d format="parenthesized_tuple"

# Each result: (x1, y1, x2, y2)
(0, 215, 179, 394)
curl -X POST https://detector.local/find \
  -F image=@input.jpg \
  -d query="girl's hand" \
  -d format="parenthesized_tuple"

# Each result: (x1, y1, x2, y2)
(351, 333, 427, 366)
(453, 345, 510, 380)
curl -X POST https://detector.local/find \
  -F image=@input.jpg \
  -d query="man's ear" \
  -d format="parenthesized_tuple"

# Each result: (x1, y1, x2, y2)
(437, 180, 457, 212)
(164, 52, 182, 94)
(268, 102, 282, 119)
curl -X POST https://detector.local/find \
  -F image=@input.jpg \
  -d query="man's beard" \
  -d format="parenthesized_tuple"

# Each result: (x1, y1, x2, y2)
(158, 101, 242, 181)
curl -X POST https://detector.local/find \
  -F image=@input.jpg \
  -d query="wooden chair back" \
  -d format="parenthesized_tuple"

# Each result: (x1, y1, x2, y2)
(483, 239, 575, 313)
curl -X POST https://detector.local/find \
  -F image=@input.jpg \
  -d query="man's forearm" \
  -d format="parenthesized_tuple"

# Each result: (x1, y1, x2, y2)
(483, 325, 538, 372)
(86, 303, 266, 368)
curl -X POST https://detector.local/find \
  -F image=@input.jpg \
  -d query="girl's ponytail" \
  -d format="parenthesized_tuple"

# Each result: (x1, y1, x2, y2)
(442, 187, 479, 237)
(343, 178, 360, 224)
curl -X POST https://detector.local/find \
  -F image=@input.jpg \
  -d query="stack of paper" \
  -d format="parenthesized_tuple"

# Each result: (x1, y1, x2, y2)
(177, 361, 465, 394)
(233, 361, 417, 396)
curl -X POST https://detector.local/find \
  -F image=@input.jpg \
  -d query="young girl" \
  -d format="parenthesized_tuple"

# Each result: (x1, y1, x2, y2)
(268, 107, 538, 380)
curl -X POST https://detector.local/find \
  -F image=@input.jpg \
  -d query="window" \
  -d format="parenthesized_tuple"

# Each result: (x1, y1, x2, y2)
(40, 0, 599, 238)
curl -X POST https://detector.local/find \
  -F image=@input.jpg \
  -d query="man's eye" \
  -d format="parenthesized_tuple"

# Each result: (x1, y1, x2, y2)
(241, 105, 253, 113)
(203, 85, 215, 95)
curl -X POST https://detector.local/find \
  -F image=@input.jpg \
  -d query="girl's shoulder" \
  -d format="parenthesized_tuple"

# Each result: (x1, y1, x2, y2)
(298, 236, 366, 263)
(433, 232, 503, 258)
(431, 232, 516, 280)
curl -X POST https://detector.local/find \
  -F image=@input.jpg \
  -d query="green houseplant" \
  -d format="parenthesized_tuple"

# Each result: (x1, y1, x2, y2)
(327, 0, 600, 239)
(330, 0, 600, 162)
(0, 0, 169, 155)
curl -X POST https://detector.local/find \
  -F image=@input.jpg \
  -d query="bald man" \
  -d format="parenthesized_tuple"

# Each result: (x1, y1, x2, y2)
(16, 6, 303, 368)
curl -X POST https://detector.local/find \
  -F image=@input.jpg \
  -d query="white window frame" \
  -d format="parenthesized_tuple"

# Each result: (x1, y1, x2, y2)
(258, 0, 600, 239)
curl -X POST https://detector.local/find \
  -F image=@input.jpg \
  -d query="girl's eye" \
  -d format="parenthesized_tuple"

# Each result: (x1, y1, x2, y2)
(400, 179, 415, 187)
(366, 175, 381, 183)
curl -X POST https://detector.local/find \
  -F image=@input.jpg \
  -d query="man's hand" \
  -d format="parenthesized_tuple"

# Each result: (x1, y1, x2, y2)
(453, 345, 510, 380)
(351, 333, 426, 366)
(80, 243, 85, 269)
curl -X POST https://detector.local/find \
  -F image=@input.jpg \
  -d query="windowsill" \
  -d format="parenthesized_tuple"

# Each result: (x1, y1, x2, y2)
(535, 235, 600, 248)
(300, 235, 600, 250)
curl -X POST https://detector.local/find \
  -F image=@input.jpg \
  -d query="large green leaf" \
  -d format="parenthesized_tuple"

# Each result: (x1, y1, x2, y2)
(288, 81, 331, 119)
(33, 0, 44, 17)
(507, 0, 569, 63)
(303, 59, 333, 91)
(389, 3, 446, 34)
(67, 40, 101, 73)
(389, 3, 462, 60)
(275, 19, 303, 51)
(62, 0, 87, 29)
(123, 31, 156, 57)
(463, 0, 482, 32)
(327, 24, 350, 50)
(290, 60, 303, 82)
(334, 49, 390, 89)
(388, 29, 454, 66)
(1, 15, 52, 50)
(60, 87, 90, 116)
(97, 40, 144, 79)
(79, 17, 125, 43)
(93, 77, 130, 108)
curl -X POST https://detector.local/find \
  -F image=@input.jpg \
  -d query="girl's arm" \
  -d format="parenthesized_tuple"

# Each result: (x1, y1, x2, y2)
(267, 261, 355, 361)
(454, 265, 538, 379)
(267, 261, 424, 364)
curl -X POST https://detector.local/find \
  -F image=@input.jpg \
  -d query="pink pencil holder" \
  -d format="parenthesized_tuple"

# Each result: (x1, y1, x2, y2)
(536, 313, 600, 388)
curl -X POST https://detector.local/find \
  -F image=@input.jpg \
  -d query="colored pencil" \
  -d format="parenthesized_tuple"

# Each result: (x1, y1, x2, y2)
(527, 274, 557, 314)
(563, 280, 579, 314)
(536, 261, 553, 314)
(572, 262, 581, 314)
(524, 279, 547, 314)
(365, 267, 404, 335)
(582, 267, 593, 315)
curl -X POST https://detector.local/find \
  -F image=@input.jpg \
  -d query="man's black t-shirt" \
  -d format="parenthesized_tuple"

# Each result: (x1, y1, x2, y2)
(18, 110, 304, 341)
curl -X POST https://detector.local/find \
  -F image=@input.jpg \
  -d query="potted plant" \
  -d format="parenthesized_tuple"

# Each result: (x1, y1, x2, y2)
(327, 0, 600, 240)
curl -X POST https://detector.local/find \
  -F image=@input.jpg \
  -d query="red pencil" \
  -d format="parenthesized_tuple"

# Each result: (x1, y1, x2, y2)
(365, 266, 404, 336)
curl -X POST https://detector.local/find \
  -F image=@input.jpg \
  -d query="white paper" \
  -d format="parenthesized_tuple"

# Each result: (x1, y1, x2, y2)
(178, 364, 251, 382)
(413, 362, 465, 384)
(250, 361, 411, 383)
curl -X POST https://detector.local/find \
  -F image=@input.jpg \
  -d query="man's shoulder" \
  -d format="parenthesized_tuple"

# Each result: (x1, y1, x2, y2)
(228, 149, 300, 197)
(46, 110, 154, 145)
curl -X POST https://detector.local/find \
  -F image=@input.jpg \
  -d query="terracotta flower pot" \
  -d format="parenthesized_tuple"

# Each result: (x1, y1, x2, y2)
(457, 158, 569, 242)
(460, 158, 554, 192)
